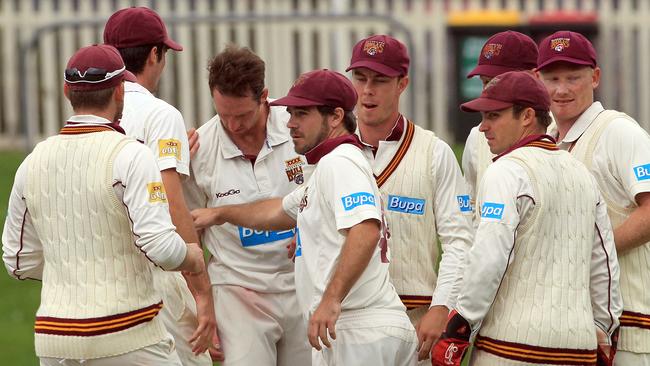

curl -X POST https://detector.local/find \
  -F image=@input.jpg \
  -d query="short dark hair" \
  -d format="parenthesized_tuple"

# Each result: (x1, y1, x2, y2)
(117, 43, 166, 74)
(208, 45, 265, 100)
(67, 87, 116, 110)
(316, 105, 357, 133)
(513, 104, 552, 128)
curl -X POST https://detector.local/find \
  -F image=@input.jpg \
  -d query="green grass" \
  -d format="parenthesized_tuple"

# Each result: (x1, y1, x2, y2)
(0, 150, 40, 366)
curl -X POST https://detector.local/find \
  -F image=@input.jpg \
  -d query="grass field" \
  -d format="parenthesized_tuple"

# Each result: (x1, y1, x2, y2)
(0, 146, 467, 365)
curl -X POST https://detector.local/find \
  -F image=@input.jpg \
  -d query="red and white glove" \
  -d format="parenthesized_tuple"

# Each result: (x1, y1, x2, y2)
(431, 310, 471, 366)
(596, 327, 619, 366)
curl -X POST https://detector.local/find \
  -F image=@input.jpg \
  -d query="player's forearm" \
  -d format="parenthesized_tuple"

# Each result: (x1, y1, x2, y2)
(321, 220, 379, 303)
(613, 195, 650, 254)
(219, 198, 296, 231)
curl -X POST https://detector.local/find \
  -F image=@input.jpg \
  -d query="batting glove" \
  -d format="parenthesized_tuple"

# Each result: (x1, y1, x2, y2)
(431, 310, 471, 366)
(596, 327, 619, 366)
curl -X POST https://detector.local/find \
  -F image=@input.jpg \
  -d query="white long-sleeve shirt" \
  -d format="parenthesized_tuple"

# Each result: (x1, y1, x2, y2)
(2, 115, 187, 279)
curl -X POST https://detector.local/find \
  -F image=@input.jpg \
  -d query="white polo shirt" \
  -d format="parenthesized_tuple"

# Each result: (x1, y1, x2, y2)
(184, 105, 305, 293)
(121, 81, 190, 175)
(282, 140, 404, 316)
(549, 102, 650, 205)
(2, 115, 187, 279)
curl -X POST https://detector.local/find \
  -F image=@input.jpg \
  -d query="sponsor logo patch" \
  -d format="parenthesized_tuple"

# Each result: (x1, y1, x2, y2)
(482, 43, 502, 59)
(387, 195, 425, 215)
(147, 182, 167, 203)
(285, 157, 305, 184)
(295, 229, 302, 257)
(634, 163, 650, 181)
(299, 187, 309, 213)
(481, 202, 505, 220)
(363, 40, 385, 56)
(216, 189, 240, 198)
(341, 192, 376, 211)
(238, 227, 296, 247)
(457, 195, 472, 212)
(550, 37, 570, 52)
(158, 139, 181, 160)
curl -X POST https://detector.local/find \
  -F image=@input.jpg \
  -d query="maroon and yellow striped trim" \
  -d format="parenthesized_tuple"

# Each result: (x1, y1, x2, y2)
(35, 301, 163, 337)
(474, 335, 596, 365)
(620, 310, 650, 330)
(399, 295, 431, 310)
(374, 120, 415, 188)
(526, 141, 559, 151)
(60, 125, 115, 135)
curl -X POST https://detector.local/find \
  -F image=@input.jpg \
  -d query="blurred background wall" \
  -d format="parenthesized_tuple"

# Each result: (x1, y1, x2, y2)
(1, 0, 648, 150)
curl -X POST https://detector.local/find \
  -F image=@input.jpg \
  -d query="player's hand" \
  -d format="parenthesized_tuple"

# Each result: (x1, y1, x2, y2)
(287, 236, 297, 261)
(596, 326, 619, 366)
(416, 305, 449, 361)
(430, 310, 471, 366)
(189, 291, 224, 361)
(191, 208, 224, 229)
(187, 128, 200, 160)
(308, 297, 341, 351)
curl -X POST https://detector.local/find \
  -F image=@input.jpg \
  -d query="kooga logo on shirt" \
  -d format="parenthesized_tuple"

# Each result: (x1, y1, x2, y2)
(341, 192, 376, 211)
(216, 189, 241, 198)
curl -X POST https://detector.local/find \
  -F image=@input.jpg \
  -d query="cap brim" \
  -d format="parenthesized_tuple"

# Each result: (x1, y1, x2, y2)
(346, 61, 402, 77)
(164, 38, 183, 51)
(269, 95, 323, 107)
(536, 56, 594, 71)
(460, 98, 513, 113)
(467, 64, 528, 79)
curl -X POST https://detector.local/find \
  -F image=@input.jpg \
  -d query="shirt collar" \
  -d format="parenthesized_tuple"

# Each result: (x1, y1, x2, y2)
(357, 114, 405, 148)
(304, 134, 364, 164)
(124, 81, 152, 95)
(562, 102, 604, 143)
(63, 115, 125, 135)
(67, 115, 113, 125)
(493, 134, 558, 162)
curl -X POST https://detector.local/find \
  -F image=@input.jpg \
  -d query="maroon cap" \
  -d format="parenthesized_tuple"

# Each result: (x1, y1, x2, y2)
(460, 71, 550, 113)
(270, 69, 358, 111)
(467, 31, 538, 78)
(103, 7, 182, 51)
(346, 34, 409, 77)
(537, 31, 596, 70)
(64, 44, 126, 91)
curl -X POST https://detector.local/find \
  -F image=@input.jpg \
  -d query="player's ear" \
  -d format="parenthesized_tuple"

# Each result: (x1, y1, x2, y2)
(330, 107, 345, 129)
(397, 75, 409, 93)
(63, 83, 70, 100)
(259, 88, 269, 104)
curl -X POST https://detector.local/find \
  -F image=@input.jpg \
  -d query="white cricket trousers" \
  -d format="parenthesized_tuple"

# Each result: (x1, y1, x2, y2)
(39, 336, 182, 365)
(213, 284, 311, 366)
(313, 308, 418, 366)
(615, 350, 650, 365)
(154, 269, 212, 365)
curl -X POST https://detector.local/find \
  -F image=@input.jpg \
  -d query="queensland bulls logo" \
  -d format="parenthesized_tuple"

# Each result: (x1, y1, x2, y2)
(284, 157, 305, 184)
(363, 40, 385, 56)
(550, 37, 570, 52)
(482, 43, 502, 59)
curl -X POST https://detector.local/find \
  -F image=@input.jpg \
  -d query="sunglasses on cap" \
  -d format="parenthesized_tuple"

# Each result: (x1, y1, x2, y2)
(64, 66, 125, 83)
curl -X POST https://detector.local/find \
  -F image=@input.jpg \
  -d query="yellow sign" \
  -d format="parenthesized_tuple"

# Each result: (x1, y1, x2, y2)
(448, 10, 521, 27)
(147, 182, 168, 203)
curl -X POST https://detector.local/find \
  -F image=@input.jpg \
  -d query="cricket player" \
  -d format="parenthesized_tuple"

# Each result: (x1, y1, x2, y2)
(537, 30, 650, 366)
(461, 31, 539, 211)
(430, 71, 622, 366)
(103, 7, 217, 364)
(183, 45, 310, 366)
(345, 34, 473, 361)
(1, 44, 206, 365)
(192, 69, 418, 365)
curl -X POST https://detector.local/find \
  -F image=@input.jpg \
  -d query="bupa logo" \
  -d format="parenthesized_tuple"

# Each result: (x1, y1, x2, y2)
(295, 229, 302, 257)
(341, 192, 376, 211)
(216, 189, 241, 198)
(387, 195, 425, 215)
(238, 227, 296, 247)
(457, 195, 472, 213)
(634, 163, 650, 181)
(481, 202, 505, 220)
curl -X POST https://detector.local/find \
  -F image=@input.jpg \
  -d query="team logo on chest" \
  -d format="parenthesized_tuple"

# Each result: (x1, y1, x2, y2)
(299, 188, 309, 213)
(387, 195, 425, 215)
(285, 157, 306, 184)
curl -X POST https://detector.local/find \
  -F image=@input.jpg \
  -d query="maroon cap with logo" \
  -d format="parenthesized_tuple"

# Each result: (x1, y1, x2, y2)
(270, 69, 358, 111)
(467, 31, 538, 78)
(64, 44, 126, 91)
(103, 7, 182, 51)
(460, 71, 550, 113)
(537, 31, 597, 71)
(346, 34, 410, 77)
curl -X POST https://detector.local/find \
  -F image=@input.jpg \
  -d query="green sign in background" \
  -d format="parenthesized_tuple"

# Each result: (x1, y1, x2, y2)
(460, 36, 489, 100)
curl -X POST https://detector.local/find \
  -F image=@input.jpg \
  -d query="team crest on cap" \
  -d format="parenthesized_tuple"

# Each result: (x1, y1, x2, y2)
(550, 38, 570, 52)
(285, 157, 305, 184)
(363, 40, 385, 56)
(482, 43, 503, 59)
(485, 76, 500, 90)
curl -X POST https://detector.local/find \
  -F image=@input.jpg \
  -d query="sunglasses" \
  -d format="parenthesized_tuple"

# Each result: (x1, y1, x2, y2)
(64, 66, 125, 83)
